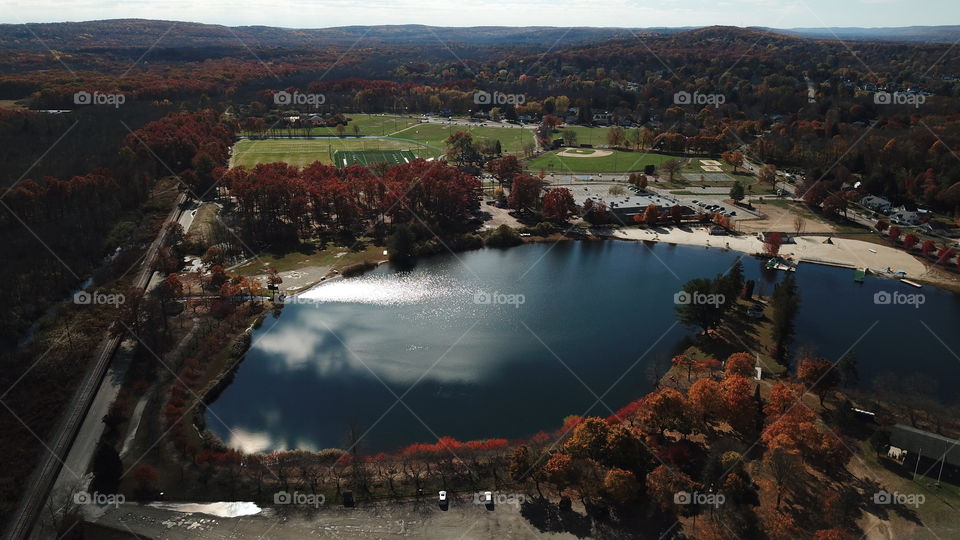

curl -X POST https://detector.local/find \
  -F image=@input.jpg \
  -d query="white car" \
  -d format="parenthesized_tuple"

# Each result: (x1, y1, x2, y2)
(484, 491, 493, 504)
(439, 490, 447, 503)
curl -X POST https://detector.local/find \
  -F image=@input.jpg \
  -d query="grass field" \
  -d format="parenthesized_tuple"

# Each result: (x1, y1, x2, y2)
(527, 148, 676, 173)
(389, 121, 534, 155)
(333, 149, 417, 167)
(231, 138, 439, 169)
(244, 114, 534, 155)
(551, 125, 618, 146)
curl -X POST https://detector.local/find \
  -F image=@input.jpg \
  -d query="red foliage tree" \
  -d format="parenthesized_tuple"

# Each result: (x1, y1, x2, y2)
(763, 232, 783, 256)
(541, 188, 577, 222)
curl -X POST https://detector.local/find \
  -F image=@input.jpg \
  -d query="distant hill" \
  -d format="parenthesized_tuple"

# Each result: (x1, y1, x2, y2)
(762, 25, 960, 43)
(1, 19, 957, 52)
(0, 20, 651, 50)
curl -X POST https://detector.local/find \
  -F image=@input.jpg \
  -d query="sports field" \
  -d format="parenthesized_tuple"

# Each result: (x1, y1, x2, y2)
(230, 137, 439, 169)
(389, 121, 533, 155)
(333, 149, 418, 167)
(244, 114, 534, 155)
(527, 148, 676, 173)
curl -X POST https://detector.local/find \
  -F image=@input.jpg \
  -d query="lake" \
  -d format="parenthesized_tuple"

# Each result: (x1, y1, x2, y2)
(205, 241, 960, 454)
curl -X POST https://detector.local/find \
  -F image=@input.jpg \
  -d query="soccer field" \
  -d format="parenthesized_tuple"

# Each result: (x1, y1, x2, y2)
(231, 137, 439, 169)
(332, 149, 418, 167)
(527, 148, 678, 173)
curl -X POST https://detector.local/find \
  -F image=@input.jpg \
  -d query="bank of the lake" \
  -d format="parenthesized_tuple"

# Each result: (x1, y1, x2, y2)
(205, 241, 960, 455)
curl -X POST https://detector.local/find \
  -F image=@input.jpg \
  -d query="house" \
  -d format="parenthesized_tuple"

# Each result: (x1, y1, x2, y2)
(860, 195, 892, 213)
(592, 111, 613, 125)
(890, 206, 922, 225)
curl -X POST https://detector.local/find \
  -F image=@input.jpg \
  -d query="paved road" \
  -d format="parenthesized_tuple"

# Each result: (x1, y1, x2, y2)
(5, 192, 187, 540)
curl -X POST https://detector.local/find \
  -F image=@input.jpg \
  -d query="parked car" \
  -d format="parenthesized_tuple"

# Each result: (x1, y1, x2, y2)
(438, 490, 448, 509)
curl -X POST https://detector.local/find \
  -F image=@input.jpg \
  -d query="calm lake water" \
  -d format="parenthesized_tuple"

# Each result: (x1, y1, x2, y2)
(206, 242, 960, 454)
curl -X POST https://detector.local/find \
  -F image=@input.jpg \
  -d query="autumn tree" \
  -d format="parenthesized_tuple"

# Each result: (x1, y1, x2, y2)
(484, 154, 522, 189)
(541, 188, 577, 222)
(508, 174, 542, 211)
(763, 434, 801, 509)
(444, 130, 480, 171)
(722, 150, 744, 173)
(688, 378, 725, 424)
(642, 203, 660, 225)
(758, 164, 777, 185)
(641, 388, 693, 436)
(902, 233, 919, 250)
(660, 159, 682, 182)
(671, 354, 695, 380)
(725, 352, 755, 379)
(721, 375, 757, 435)
(797, 357, 839, 406)
(763, 232, 783, 256)
(645, 464, 695, 512)
(602, 424, 647, 472)
(564, 417, 610, 461)
(544, 453, 574, 496)
(603, 468, 640, 506)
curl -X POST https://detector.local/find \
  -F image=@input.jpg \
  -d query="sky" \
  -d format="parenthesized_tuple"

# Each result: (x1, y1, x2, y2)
(0, 0, 956, 28)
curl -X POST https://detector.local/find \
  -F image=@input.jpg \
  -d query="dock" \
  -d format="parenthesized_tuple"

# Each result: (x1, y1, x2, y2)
(797, 257, 856, 269)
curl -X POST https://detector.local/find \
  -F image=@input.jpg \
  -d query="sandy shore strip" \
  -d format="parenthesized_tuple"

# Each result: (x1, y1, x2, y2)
(611, 226, 958, 290)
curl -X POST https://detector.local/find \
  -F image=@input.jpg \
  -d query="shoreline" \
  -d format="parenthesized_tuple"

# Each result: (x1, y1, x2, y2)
(608, 225, 960, 292)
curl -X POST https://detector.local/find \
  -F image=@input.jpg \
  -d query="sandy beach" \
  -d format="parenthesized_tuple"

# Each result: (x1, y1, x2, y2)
(611, 226, 959, 290)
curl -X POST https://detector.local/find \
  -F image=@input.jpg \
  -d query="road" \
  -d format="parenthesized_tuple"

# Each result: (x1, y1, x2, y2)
(4, 192, 188, 540)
